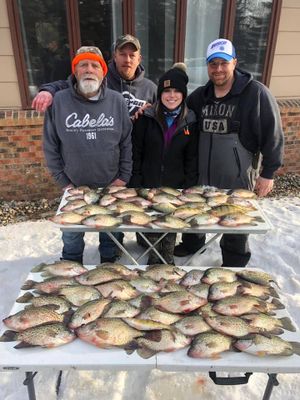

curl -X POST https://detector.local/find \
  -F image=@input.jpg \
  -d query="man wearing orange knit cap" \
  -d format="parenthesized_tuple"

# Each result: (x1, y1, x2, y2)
(43, 46, 132, 264)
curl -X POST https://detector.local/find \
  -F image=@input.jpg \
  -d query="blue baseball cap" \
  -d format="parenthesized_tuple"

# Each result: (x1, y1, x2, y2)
(206, 39, 236, 63)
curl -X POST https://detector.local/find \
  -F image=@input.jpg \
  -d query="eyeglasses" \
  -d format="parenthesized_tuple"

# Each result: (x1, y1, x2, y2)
(208, 61, 231, 69)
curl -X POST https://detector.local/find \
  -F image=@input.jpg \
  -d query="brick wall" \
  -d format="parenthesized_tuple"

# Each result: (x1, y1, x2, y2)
(0, 101, 299, 201)
(277, 99, 300, 175)
(0, 110, 60, 200)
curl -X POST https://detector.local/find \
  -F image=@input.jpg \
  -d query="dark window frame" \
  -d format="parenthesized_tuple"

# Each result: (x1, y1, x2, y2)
(7, 0, 282, 109)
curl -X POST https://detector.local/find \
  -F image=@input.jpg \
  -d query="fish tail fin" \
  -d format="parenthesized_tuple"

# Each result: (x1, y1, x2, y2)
(271, 298, 285, 310)
(290, 342, 300, 356)
(16, 292, 34, 303)
(268, 287, 280, 299)
(21, 280, 36, 290)
(31, 263, 47, 272)
(0, 330, 18, 342)
(137, 346, 157, 359)
(280, 317, 296, 332)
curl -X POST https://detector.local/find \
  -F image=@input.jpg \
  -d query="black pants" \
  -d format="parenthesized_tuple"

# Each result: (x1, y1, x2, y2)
(181, 233, 251, 267)
(144, 232, 176, 265)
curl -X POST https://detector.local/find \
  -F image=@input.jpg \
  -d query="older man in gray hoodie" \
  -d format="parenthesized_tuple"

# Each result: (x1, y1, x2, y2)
(43, 46, 132, 263)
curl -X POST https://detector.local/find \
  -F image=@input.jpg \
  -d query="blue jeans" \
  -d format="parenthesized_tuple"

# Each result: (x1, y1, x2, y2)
(62, 231, 124, 262)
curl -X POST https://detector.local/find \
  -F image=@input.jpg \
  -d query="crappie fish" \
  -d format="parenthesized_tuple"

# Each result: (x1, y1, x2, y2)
(152, 193, 184, 206)
(212, 295, 283, 316)
(103, 185, 127, 194)
(61, 199, 87, 212)
(183, 185, 206, 194)
(219, 213, 262, 227)
(210, 204, 248, 217)
(142, 264, 186, 282)
(110, 201, 145, 213)
(230, 188, 257, 199)
(159, 187, 181, 197)
(123, 318, 171, 331)
(237, 280, 279, 299)
(21, 277, 77, 294)
(234, 334, 300, 357)
(172, 206, 206, 219)
(68, 186, 90, 195)
(31, 260, 87, 277)
(99, 194, 117, 206)
(151, 202, 178, 213)
(76, 318, 143, 349)
(74, 267, 123, 285)
(50, 212, 85, 225)
(128, 293, 159, 309)
(123, 196, 152, 207)
(58, 285, 101, 306)
(129, 277, 161, 293)
(139, 306, 183, 325)
(81, 214, 121, 228)
(187, 283, 210, 299)
(3, 305, 63, 331)
(83, 190, 100, 204)
(173, 316, 211, 336)
(180, 269, 204, 287)
(100, 263, 139, 279)
(16, 292, 72, 314)
(153, 291, 207, 314)
(188, 332, 232, 359)
(241, 313, 296, 335)
(201, 267, 237, 285)
(178, 193, 206, 203)
(160, 282, 183, 293)
(68, 298, 111, 329)
(95, 280, 139, 300)
(74, 204, 113, 216)
(152, 215, 190, 230)
(102, 300, 140, 318)
(65, 194, 84, 201)
(135, 329, 191, 358)
(113, 188, 138, 199)
(208, 281, 241, 301)
(0, 323, 76, 349)
(202, 187, 228, 197)
(227, 197, 257, 210)
(205, 315, 260, 338)
(121, 211, 154, 226)
(236, 270, 278, 287)
(197, 302, 219, 318)
(187, 213, 220, 226)
(206, 195, 229, 207)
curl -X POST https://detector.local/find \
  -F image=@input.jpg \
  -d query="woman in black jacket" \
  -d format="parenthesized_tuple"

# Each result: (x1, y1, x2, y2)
(129, 64, 198, 265)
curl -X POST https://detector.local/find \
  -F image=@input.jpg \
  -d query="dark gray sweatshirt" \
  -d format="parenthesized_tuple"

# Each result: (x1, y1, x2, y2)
(43, 78, 132, 188)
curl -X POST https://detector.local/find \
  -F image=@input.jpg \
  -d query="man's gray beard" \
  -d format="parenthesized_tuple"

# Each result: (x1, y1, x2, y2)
(78, 79, 101, 96)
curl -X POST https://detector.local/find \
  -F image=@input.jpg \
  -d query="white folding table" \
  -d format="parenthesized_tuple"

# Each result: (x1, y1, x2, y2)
(55, 191, 273, 265)
(1, 267, 299, 400)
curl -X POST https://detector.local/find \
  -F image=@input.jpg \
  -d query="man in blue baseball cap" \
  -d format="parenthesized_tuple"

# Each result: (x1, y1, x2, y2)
(175, 38, 284, 268)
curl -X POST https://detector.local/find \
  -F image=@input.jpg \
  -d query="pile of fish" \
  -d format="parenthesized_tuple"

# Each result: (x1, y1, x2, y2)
(50, 185, 264, 229)
(1, 261, 300, 360)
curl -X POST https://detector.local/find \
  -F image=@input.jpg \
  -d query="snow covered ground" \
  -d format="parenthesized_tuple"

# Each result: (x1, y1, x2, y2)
(0, 197, 299, 400)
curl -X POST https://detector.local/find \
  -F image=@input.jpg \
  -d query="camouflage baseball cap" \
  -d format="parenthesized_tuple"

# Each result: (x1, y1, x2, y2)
(75, 46, 104, 57)
(114, 34, 141, 51)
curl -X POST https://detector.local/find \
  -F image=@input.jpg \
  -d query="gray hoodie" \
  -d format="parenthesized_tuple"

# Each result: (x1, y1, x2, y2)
(43, 78, 132, 188)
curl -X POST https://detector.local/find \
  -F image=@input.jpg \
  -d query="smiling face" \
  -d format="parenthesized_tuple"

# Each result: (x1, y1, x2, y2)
(207, 57, 237, 89)
(114, 43, 142, 80)
(75, 59, 103, 97)
(161, 88, 183, 110)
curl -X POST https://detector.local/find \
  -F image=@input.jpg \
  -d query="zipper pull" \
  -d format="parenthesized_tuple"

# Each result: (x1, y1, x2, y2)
(184, 127, 190, 135)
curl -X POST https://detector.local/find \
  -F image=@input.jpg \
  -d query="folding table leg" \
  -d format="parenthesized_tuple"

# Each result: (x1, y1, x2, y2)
(23, 371, 37, 400)
(135, 232, 169, 264)
(185, 233, 222, 265)
(262, 373, 279, 400)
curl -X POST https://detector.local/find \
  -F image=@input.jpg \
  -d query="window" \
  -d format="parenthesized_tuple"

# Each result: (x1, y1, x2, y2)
(7, 0, 280, 108)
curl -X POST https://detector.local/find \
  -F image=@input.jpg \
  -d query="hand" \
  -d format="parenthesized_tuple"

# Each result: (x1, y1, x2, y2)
(254, 176, 274, 197)
(31, 91, 53, 112)
(62, 184, 74, 192)
(110, 179, 126, 187)
(131, 103, 152, 121)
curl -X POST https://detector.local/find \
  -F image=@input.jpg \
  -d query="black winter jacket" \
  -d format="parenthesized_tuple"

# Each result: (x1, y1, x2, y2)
(187, 68, 284, 179)
(129, 106, 198, 189)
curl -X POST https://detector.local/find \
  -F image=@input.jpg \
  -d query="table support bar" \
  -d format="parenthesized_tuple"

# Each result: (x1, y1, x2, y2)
(262, 373, 279, 400)
(24, 371, 37, 400)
